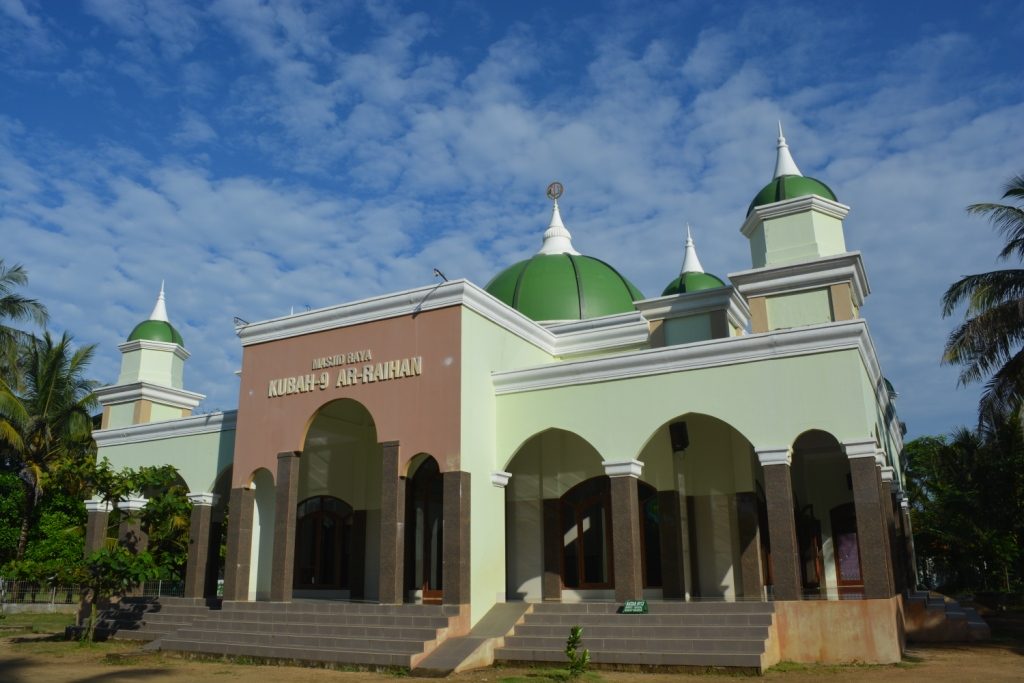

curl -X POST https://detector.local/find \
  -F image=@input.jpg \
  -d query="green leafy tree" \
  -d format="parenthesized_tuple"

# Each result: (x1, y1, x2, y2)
(77, 546, 161, 641)
(0, 260, 48, 385)
(564, 625, 590, 678)
(904, 411, 1024, 592)
(0, 331, 97, 559)
(942, 174, 1024, 420)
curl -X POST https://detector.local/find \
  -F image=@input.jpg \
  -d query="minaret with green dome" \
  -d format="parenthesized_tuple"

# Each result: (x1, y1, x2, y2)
(95, 283, 204, 429)
(729, 125, 869, 334)
(484, 183, 643, 323)
(741, 123, 848, 269)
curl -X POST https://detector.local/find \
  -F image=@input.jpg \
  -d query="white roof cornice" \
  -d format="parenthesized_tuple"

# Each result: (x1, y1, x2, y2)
(741, 195, 851, 238)
(635, 286, 751, 332)
(94, 381, 205, 410)
(493, 318, 882, 396)
(117, 339, 190, 361)
(728, 251, 870, 306)
(94, 410, 237, 447)
(235, 279, 649, 359)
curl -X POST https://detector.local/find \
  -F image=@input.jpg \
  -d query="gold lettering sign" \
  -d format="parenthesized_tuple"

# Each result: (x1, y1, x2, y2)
(267, 351, 422, 398)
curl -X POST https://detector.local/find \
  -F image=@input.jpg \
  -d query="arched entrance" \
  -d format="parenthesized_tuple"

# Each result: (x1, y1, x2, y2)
(294, 495, 354, 589)
(295, 398, 379, 599)
(636, 413, 763, 600)
(790, 430, 857, 599)
(405, 455, 443, 603)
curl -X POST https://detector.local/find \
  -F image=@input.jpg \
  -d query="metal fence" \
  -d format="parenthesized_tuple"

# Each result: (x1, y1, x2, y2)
(0, 580, 83, 605)
(138, 581, 185, 598)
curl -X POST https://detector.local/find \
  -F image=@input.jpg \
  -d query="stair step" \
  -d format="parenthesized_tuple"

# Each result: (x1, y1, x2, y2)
(504, 635, 765, 654)
(523, 612, 773, 626)
(179, 628, 430, 653)
(183, 620, 442, 639)
(513, 624, 769, 639)
(495, 646, 762, 668)
(160, 638, 413, 667)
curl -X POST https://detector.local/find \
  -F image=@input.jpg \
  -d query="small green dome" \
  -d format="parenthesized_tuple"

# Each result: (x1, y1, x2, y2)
(128, 320, 184, 346)
(485, 253, 644, 322)
(661, 271, 726, 297)
(747, 174, 836, 216)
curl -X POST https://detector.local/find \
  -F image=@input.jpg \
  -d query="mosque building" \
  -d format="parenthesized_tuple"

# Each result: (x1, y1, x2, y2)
(86, 128, 954, 672)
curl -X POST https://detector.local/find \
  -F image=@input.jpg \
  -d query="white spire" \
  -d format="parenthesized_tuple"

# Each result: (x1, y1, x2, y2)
(149, 281, 169, 322)
(680, 224, 705, 274)
(538, 198, 580, 255)
(773, 121, 802, 179)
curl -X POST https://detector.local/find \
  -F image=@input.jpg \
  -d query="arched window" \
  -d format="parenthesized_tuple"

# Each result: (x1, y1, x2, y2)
(294, 495, 353, 589)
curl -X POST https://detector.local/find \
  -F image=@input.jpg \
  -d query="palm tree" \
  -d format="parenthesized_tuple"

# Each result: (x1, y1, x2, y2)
(942, 173, 1024, 420)
(0, 260, 49, 387)
(0, 331, 97, 559)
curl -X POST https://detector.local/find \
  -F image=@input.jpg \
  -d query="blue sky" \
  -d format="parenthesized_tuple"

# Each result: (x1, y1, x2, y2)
(2, 0, 1023, 437)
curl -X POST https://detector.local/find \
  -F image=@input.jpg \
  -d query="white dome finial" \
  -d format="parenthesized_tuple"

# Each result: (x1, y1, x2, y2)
(680, 224, 705, 274)
(538, 181, 580, 255)
(149, 280, 169, 322)
(773, 120, 802, 179)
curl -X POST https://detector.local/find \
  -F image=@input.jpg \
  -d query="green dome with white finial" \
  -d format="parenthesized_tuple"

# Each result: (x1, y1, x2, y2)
(127, 282, 185, 346)
(747, 123, 837, 216)
(661, 226, 726, 296)
(485, 186, 643, 322)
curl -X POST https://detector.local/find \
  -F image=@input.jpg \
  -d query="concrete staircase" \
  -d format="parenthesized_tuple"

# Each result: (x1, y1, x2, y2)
(154, 600, 465, 669)
(905, 591, 990, 642)
(494, 601, 776, 672)
(95, 596, 217, 641)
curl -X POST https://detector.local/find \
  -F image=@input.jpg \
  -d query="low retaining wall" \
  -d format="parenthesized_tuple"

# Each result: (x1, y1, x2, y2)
(773, 596, 905, 664)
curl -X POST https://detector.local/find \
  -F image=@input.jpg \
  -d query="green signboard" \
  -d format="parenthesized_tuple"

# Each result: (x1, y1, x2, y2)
(620, 600, 648, 614)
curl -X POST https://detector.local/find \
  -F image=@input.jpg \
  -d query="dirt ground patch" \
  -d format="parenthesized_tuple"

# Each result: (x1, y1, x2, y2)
(0, 635, 1021, 683)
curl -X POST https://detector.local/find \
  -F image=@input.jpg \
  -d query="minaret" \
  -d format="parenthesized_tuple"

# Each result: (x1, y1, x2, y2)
(95, 283, 203, 429)
(730, 125, 868, 333)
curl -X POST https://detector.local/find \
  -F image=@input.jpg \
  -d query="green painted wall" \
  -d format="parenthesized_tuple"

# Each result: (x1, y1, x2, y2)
(149, 403, 185, 422)
(497, 348, 877, 468)
(766, 289, 833, 330)
(98, 425, 236, 493)
(106, 403, 135, 429)
(664, 314, 712, 346)
(459, 308, 553, 624)
(117, 348, 185, 388)
(749, 211, 847, 268)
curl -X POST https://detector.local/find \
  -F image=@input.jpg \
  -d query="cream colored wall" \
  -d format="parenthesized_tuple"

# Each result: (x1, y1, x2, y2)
(497, 349, 877, 469)
(459, 309, 554, 623)
(766, 289, 833, 331)
(97, 424, 235, 493)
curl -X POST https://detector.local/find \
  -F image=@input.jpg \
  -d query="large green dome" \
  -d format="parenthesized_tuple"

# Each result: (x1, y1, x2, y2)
(661, 271, 726, 297)
(747, 174, 836, 216)
(485, 253, 644, 322)
(128, 319, 184, 346)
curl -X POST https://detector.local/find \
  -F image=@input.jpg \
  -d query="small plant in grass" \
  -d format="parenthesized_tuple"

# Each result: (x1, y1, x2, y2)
(564, 625, 589, 678)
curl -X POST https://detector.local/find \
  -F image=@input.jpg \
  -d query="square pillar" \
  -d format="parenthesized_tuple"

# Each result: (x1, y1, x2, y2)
(184, 493, 219, 599)
(757, 448, 801, 601)
(736, 491, 765, 599)
(845, 441, 893, 598)
(605, 460, 644, 602)
(900, 497, 918, 591)
(881, 467, 903, 593)
(222, 486, 255, 602)
(83, 499, 112, 558)
(379, 441, 406, 604)
(442, 470, 471, 605)
(541, 498, 562, 601)
(271, 451, 301, 602)
(657, 490, 686, 599)
(118, 497, 148, 553)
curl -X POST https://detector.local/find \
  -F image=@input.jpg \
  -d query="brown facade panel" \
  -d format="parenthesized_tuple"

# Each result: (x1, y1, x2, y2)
(609, 475, 643, 602)
(270, 451, 301, 602)
(441, 470, 471, 605)
(850, 457, 892, 599)
(378, 441, 405, 604)
(762, 463, 801, 601)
